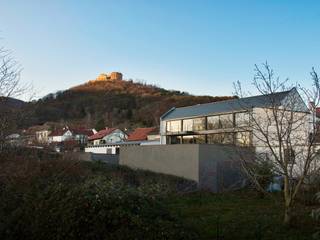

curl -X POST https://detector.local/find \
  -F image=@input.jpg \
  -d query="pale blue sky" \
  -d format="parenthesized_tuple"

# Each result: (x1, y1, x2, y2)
(1, 0, 319, 99)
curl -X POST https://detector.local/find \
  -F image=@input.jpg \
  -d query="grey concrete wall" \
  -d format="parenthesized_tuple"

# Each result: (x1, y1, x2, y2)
(119, 144, 253, 192)
(91, 153, 119, 164)
(119, 144, 199, 182)
(63, 152, 119, 164)
(198, 145, 252, 191)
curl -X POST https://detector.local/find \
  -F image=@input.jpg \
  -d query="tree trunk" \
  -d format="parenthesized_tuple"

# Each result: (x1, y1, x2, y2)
(283, 176, 293, 226)
(284, 202, 292, 226)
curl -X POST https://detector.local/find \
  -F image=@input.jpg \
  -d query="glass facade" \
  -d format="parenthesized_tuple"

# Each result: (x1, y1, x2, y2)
(207, 133, 222, 144)
(182, 135, 206, 144)
(165, 111, 252, 146)
(207, 116, 220, 129)
(221, 132, 234, 144)
(207, 114, 233, 129)
(182, 117, 205, 131)
(182, 119, 193, 131)
(235, 131, 251, 146)
(167, 135, 182, 144)
(166, 120, 181, 133)
(207, 133, 234, 144)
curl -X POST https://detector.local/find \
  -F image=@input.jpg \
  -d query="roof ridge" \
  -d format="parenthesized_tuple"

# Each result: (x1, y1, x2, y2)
(173, 89, 292, 111)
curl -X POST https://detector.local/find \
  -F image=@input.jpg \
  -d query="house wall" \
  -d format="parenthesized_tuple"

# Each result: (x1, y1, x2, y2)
(85, 145, 118, 154)
(251, 107, 310, 148)
(160, 120, 166, 144)
(49, 130, 73, 143)
(120, 144, 200, 182)
(119, 144, 250, 192)
(102, 130, 127, 143)
(36, 130, 51, 143)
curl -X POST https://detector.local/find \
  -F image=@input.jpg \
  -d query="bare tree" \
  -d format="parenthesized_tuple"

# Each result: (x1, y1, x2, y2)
(234, 62, 320, 225)
(0, 46, 30, 150)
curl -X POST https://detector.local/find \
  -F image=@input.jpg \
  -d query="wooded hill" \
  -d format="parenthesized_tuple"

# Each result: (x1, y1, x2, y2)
(27, 78, 236, 130)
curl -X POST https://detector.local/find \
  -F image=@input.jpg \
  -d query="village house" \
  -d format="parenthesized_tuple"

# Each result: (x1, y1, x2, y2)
(71, 128, 96, 145)
(88, 127, 127, 146)
(127, 127, 160, 145)
(48, 128, 73, 143)
(84, 127, 159, 155)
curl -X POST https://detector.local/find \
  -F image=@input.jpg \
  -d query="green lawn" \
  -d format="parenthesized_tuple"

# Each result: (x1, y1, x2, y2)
(166, 191, 317, 240)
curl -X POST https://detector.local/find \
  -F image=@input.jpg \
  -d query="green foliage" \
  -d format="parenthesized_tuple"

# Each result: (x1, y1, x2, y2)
(167, 191, 317, 240)
(254, 159, 274, 190)
(0, 156, 198, 240)
(312, 192, 320, 239)
(95, 117, 105, 131)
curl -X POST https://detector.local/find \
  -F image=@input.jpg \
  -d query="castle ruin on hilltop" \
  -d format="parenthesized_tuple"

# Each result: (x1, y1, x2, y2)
(95, 72, 123, 81)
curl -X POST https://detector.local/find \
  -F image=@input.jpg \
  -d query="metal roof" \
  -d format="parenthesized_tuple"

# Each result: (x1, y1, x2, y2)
(161, 88, 307, 121)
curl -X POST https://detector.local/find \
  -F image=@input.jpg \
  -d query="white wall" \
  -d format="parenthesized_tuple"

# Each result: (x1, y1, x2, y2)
(85, 145, 118, 154)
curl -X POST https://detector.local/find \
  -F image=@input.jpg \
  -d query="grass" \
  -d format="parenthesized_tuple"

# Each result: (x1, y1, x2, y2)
(86, 161, 319, 239)
(166, 191, 317, 240)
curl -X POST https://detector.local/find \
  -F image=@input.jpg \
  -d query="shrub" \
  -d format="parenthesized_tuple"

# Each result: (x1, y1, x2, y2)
(0, 157, 198, 240)
(311, 192, 320, 239)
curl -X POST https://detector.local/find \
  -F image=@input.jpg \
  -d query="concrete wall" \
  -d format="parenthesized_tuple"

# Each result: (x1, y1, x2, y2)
(119, 144, 251, 192)
(198, 145, 251, 191)
(120, 144, 200, 182)
(64, 152, 119, 164)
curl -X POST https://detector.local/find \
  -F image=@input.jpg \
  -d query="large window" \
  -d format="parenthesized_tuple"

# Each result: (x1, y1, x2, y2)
(207, 116, 220, 129)
(235, 131, 251, 146)
(220, 114, 233, 128)
(183, 119, 193, 131)
(235, 112, 250, 127)
(221, 133, 234, 144)
(182, 135, 206, 144)
(167, 136, 181, 144)
(166, 120, 181, 133)
(207, 133, 234, 144)
(207, 114, 233, 130)
(182, 117, 205, 131)
(207, 133, 222, 144)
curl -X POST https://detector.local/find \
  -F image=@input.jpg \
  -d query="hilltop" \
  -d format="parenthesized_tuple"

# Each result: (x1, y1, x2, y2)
(28, 73, 236, 130)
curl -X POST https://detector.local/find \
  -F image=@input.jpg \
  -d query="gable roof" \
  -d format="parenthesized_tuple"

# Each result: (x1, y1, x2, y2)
(161, 88, 308, 121)
(88, 128, 116, 141)
(127, 127, 157, 141)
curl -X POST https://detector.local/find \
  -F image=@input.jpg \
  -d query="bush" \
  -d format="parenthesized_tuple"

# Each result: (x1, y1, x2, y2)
(0, 156, 198, 240)
(312, 192, 320, 239)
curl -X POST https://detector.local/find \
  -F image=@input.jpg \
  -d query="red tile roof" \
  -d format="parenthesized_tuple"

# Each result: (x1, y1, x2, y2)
(127, 127, 157, 141)
(88, 128, 116, 141)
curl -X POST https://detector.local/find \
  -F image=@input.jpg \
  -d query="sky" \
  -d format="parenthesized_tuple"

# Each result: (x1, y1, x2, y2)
(1, 0, 320, 100)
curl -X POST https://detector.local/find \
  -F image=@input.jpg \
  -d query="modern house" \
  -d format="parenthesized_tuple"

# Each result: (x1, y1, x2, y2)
(160, 88, 310, 156)
(88, 127, 127, 146)
(120, 88, 312, 191)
